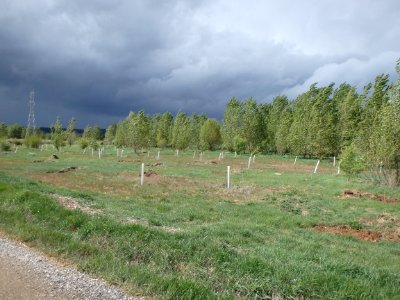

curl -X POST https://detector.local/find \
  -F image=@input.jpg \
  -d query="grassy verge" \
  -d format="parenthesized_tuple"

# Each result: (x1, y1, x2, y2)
(0, 147, 400, 299)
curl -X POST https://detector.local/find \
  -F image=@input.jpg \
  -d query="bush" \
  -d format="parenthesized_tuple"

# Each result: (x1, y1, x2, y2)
(25, 135, 42, 148)
(1, 141, 11, 151)
(340, 143, 365, 179)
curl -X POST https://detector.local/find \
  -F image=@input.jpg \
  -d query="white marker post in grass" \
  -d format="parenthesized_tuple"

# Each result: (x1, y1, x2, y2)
(200, 152, 203, 161)
(14, 146, 18, 153)
(294, 156, 297, 165)
(221, 152, 224, 159)
(121, 149, 124, 157)
(379, 161, 383, 174)
(313, 159, 320, 174)
(83, 148, 86, 154)
(91, 148, 94, 157)
(227, 165, 231, 189)
(333, 156, 336, 167)
(147, 151, 150, 157)
(252, 155, 255, 163)
(140, 163, 145, 186)
(247, 156, 252, 169)
(193, 151, 196, 159)
(218, 152, 222, 160)
(234, 151, 237, 158)
(337, 161, 341, 175)
(116, 148, 119, 157)
(98, 149, 101, 159)
(157, 151, 160, 160)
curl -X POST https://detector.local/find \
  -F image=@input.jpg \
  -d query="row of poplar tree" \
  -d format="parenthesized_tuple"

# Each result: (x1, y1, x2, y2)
(99, 60, 400, 185)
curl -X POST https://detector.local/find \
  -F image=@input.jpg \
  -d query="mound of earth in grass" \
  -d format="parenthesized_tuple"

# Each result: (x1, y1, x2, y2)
(46, 166, 79, 173)
(145, 162, 163, 167)
(342, 190, 400, 203)
(143, 170, 158, 177)
(312, 225, 382, 241)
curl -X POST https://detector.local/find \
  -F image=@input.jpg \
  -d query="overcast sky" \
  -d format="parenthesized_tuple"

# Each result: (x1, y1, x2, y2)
(1, 0, 399, 128)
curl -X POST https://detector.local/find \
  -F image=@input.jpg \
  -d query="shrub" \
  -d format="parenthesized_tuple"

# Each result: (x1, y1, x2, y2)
(1, 141, 11, 151)
(24, 135, 42, 148)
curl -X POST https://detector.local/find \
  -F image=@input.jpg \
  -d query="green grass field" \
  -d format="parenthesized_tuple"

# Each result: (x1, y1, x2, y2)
(1, 145, 399, 299)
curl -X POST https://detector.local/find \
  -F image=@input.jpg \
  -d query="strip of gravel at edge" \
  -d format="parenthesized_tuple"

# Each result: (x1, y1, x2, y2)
(0, 235, 141, 300)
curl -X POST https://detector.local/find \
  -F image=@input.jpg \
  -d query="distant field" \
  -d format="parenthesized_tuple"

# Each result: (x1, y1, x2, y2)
(1, 145, 399, 299)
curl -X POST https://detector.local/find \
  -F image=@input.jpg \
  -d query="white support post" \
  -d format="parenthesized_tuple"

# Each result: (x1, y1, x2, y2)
(313, 160, 320, 174)
(91, 148, 94, 157)
(116, 148, 119, 157)
(98, 149, 101, 159)
(227, 166, 231, 189)
(121, 149, 124, 157)
(294, 156, 297, 165)
(200, 152, 203, 161)
(147, 151, 150, 157)
(83, 148, 86, 154)
(333, 156, 336, 167)
(193, 151, 196, 159)
(157, 151, 160, 160)
(218, 152, 221, 160)
(221, 152, 224, 159)
(140, 163, 144, 186)
(337, 162, 341, 175)
(247, 156, 251, 169)
(379, 161, 383, 174)
(252, 155, 255, 163)
(234, 151, 237, 158)
(14, 146, 18, 153)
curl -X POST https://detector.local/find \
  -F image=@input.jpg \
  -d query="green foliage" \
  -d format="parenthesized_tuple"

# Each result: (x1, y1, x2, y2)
(79, 138, 89, 150)
(156, 112, 173, 148)
(1, 141, 11, 151)
(233, 135, 246, 154)
(7, 123, 24, 139)
(66, 117, 77, 146)
(199, 119, 221, 150)
(171, 112, 191, 150)
(0, 122, 7, 138)
(221, 97, 241, 151)
(127, 110, 150, 152)
(340, 143, 365, 179)
(105, 124, 117, 145)
(24, 134, 42, 148)
(50, 117, 65, 151)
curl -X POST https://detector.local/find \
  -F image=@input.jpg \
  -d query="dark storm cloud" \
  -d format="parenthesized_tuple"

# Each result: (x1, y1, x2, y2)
(0, 0, 399, 127)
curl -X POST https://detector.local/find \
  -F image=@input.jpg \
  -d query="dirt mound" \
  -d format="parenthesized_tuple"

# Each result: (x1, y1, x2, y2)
(342, 190, 400, 203)
(51, 194, 101, 215)
(46, 166, 78, 174)
(143, 170, 158, 177)
(312, 225, 382, 241)
(146, 162, 163, 167)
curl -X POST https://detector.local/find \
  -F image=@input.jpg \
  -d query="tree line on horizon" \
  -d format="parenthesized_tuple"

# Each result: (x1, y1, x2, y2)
(1, 60, 400, 185)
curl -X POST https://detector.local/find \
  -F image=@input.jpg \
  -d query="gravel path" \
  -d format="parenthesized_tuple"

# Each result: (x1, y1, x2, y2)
(0, 234, 141, 300)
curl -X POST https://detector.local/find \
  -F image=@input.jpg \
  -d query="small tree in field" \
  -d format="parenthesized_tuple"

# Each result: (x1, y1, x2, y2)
(340, 143, 365, 180)
(199, 119, 221, 150)
(51, 117, 65, 151)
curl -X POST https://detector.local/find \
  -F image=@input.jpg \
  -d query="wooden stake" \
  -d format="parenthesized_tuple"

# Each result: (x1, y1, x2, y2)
(227, 166, 231, 189)
(140, 163, 144, 186)
(313, 160, 320, 174)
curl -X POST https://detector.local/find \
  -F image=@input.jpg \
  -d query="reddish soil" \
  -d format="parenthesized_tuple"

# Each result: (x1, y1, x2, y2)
(342, 190, 400, 203)
(46, 166, 79, 174)
(143, 170, 158, 177)
(145, 162, 163, 167)
(312, 225, 383, 241)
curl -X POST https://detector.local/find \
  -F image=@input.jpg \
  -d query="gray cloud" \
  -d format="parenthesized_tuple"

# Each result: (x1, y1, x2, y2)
(0, 0, 399, 128)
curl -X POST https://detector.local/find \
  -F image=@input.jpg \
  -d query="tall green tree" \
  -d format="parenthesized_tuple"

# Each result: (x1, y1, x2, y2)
(241, 98, 264, 153)
(65, 117, 77, 146)
(51, 117, 65, 151)
(156, 112, 173, 148)
(221, 97, 242, 151)
(105, 124, 117, 145)
(171, 112, 191, 150)
(266, 95, 289, 152)
(199, 119, 221, 150)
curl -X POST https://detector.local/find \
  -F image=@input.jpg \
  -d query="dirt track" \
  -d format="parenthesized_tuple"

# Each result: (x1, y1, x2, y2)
(0, 234, 139, 300)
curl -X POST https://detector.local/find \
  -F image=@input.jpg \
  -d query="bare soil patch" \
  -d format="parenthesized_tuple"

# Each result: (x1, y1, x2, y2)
(50, 194, 101, 215)
(143, 170, 158, 177)
(145, 162, 163, 167)
(46, 166, 79, 174)
(312, 225, 382, 241)
(342, 190, 400, 203)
